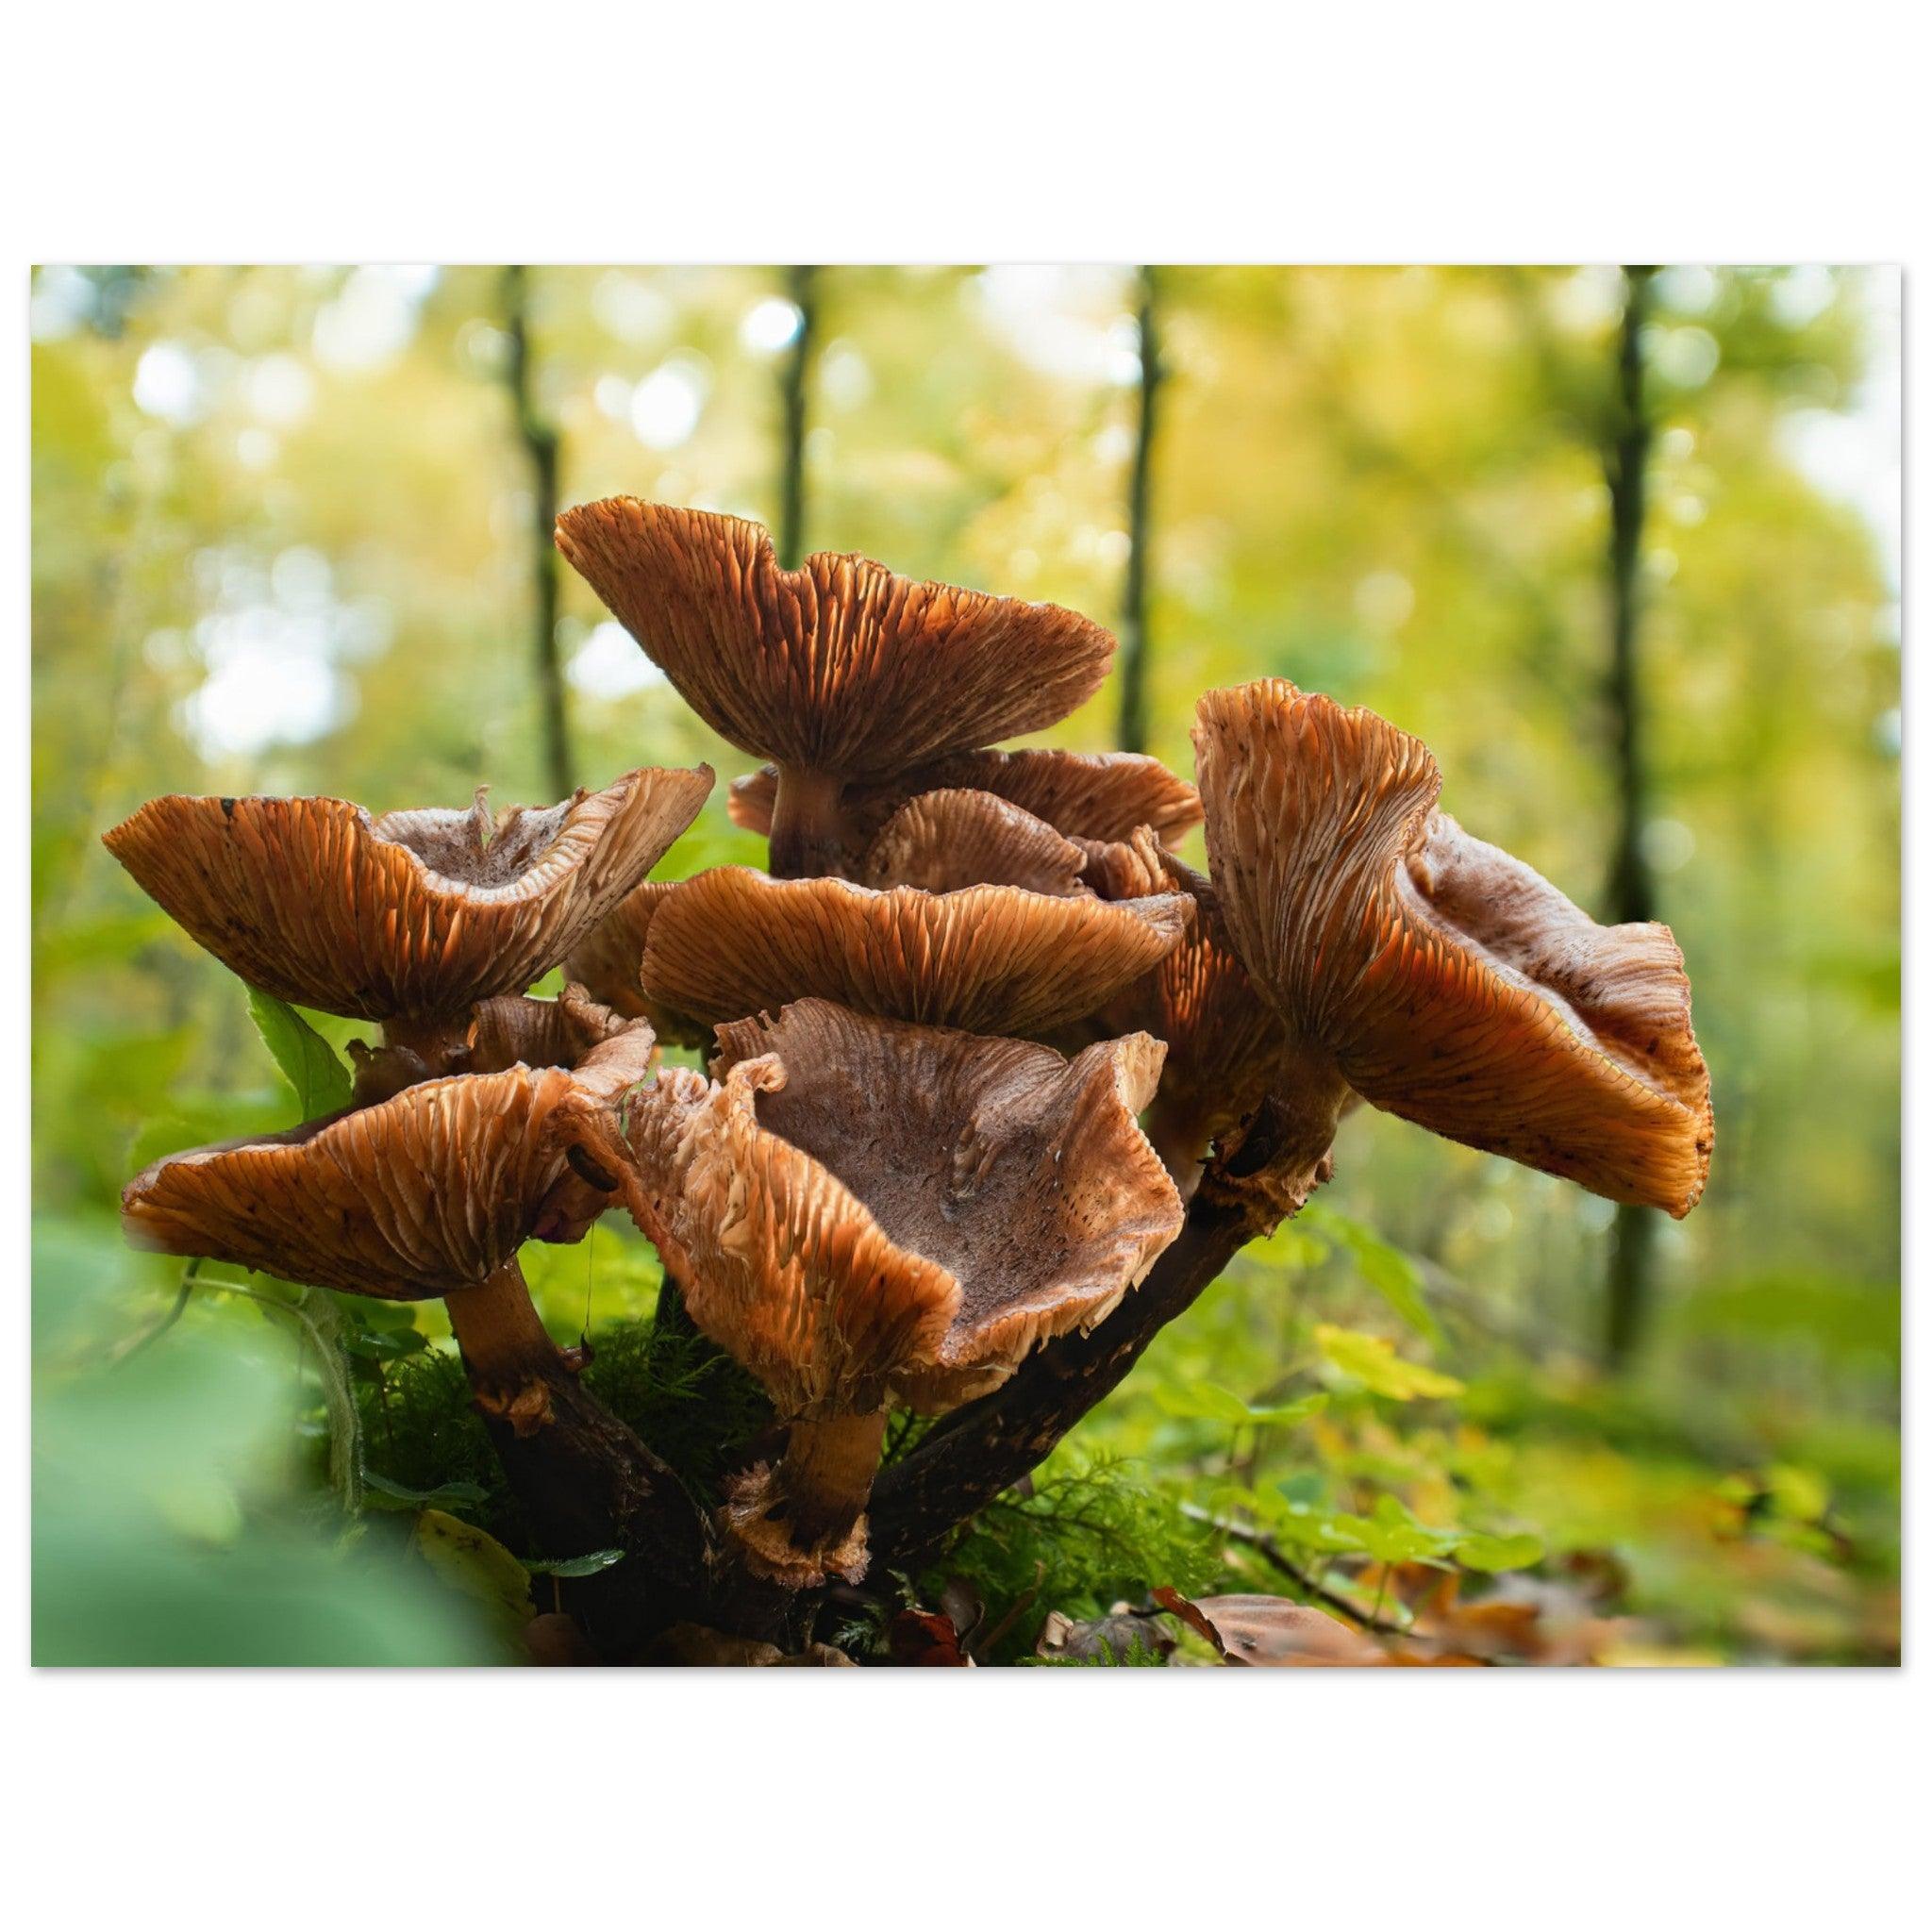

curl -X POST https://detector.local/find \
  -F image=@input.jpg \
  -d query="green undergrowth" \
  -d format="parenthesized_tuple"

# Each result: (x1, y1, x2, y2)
(355, 1311, 773, 1554)
(916, 1451, 1241, 1665)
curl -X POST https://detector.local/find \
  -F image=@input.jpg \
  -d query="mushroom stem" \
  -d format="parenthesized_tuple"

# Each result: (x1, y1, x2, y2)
(445, 1257, 714, 1647)
(766, 764, 850, 879)
(721, 1408, 888, 1586)
(444, 1258, 571, 1436)
(779, 1410, 891, 1544)
(378, 1013, 476, 1079)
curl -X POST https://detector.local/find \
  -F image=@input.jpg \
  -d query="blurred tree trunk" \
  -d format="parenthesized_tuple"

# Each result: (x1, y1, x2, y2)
(777, 265, 820, 568)
(502, 265, 575, 798)
(1602, 264, 1659, 1370)
(1115, 265, 1165, 755)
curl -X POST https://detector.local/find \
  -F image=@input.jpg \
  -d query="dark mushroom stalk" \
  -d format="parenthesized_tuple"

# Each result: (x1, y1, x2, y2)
(552, 499, 1118, 881)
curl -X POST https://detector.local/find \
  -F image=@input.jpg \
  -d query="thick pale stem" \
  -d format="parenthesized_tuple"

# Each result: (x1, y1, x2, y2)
(766, 764, 851, 879)
(778, 1410, 890, 1546)
(721, 1408, 889, 1587)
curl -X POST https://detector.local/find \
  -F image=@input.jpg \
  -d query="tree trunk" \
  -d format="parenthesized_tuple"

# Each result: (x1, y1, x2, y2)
(502, 265, 574, 799)
(1115, 264, 1164, 756)
(1602, 264, 1660, 1370)
(777, 264, 820, 570)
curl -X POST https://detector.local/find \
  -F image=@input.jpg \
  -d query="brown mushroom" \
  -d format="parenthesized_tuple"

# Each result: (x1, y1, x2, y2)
(608, 999, 1183, 1584)
(1193, 679, 1713, 1215)
(124, 1006, 658, 1429)
(727, 745, 1202, 872)
(858, 789, 1089, 896)
(552, 500, 1116, 875)
(635, 866, 1191, 1040)
(102, 765, 713, 1066)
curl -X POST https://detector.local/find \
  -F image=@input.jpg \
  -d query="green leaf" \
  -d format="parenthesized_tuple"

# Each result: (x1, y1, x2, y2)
(361, 1472, 491, 1513)
(1457, 1532, 1545, 1573)
(413, 1508, 534, 1630)
(1156, 1380, 1254, 1424)
(524, 1548, 627, 1578)
(1314, 1324, 1465, 1402)
(1302, 1202, 1442, 1345)
(245, 986, 353, 1122)
(1156, 1383, 1329, 1428)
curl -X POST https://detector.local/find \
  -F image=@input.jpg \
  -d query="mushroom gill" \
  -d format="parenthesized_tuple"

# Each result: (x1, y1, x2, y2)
(635, 866, 1191, 1039)
(858, 789, 1089, 896)
(125, 1007, 658, 1431)
(1193, 679, 1713, 1215)
(1074, 833, 1313, 1203)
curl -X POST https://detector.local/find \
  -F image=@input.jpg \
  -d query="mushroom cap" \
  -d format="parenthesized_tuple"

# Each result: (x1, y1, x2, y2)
(617, 1000, 1182, 1417)
(859, 789, 1089, 896)
(102, 766, 714, 1021)
(638, 867, 1191, 1038)
(728, 746, 1202, 861)
(554, 499, 1115, 778)
(126, 997, 658, 1289)
(122, 1066, 586, 1299)
(1193, 679, 1713, 1216)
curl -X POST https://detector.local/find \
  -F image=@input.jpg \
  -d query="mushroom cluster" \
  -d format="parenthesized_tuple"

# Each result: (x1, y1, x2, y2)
(107, 499, 1711, 1638)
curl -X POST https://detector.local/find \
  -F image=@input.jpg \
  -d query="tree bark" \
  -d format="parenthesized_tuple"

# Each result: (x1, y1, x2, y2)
(1115, 265, 1164, 756)
(1601, 265, 1660, 1371)
(502, 264, 575, 800)
(777, 264, 820, 570)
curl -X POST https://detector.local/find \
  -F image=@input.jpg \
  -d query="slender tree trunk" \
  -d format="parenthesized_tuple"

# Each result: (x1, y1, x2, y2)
(502, 265, 575, 799)
(777, 265, 820, 569)
(1115, 265, 1165, 755)
(1602, 264, 1660, 1370)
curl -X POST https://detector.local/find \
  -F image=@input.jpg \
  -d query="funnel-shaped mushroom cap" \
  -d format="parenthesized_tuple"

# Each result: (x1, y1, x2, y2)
(1193, 680, 1713, 1215)
(124, 1067, 587, 1299)
(860, 790, 1088, 896)
(619, 1000, 1183, 1416)
(555, 500, 1115, 777)
(638, 868, 1190, 1037)
(102, 766, 714, 1021)
(728, 747, 1202, 858)
(125, 999, 658, 1294)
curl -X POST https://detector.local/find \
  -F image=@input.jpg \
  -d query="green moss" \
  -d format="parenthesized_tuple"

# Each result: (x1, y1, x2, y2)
(358, 1307, 774, 1555)
(919, 1451, 1239, 1664)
